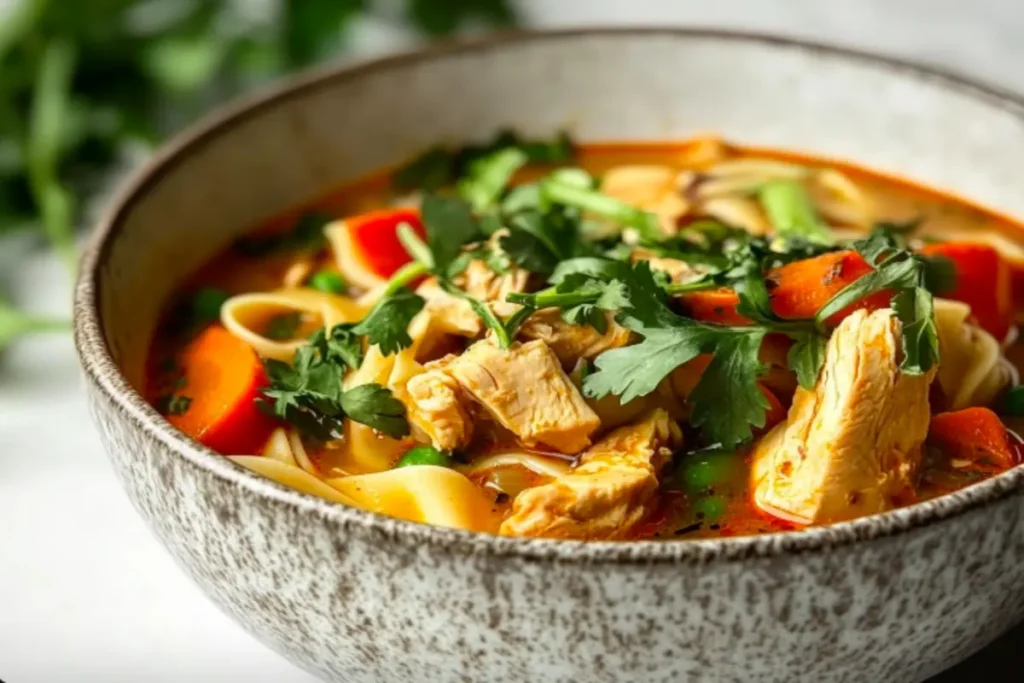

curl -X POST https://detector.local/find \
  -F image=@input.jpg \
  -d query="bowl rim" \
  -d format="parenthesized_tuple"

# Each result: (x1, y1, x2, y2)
(75, 26, 1024, 566)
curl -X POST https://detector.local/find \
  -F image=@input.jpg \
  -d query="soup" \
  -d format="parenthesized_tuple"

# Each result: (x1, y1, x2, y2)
(146, 133, 1024, 540)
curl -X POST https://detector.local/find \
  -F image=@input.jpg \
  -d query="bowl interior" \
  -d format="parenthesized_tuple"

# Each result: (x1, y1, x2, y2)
(94, 30, 1024, 392)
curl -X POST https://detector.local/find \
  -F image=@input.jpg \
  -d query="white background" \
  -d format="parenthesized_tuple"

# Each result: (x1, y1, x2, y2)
(3, 1, 1024, 681)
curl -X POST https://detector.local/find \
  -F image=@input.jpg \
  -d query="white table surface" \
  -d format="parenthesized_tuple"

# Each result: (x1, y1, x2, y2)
(4, 1, 1024, 681)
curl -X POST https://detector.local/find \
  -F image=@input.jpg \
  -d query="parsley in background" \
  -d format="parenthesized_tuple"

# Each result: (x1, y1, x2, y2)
(0, 0, 518, 353)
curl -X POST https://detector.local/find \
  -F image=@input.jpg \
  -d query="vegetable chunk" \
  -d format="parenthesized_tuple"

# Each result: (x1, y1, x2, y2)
(500, 409, 682, 538)
(448, 340, 600, 454)
(751, 309, 935, 524)
(165, 325, 277, 454)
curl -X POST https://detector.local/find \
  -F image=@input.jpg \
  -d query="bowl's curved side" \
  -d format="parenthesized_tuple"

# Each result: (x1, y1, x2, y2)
(87, 382, 1024, 683)
(76, 29, 1024, 683)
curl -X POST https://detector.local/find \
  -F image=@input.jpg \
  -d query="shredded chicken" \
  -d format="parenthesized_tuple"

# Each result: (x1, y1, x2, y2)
(404, 355, 474, 451)
(415, 278, 482, 338)
(500, 409, 682, 538)
(447, 339, 600, 454)
(517, 308, 632, 368)
(751, 309, 936, 524)
(458, 257, 530, 318)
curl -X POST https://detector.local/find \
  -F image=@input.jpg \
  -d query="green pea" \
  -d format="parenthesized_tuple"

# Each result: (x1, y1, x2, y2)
(396, 445, 451, 468)
(692, 495, 726, 521)
(308, 269, 347, 294)
(190, 287, 229, 325)
(680, 451, 738, 494)
(1001, 386, 1024, 416)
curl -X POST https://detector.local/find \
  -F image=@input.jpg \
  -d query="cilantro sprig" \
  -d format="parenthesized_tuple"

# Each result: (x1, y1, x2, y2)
(261, 325, 409, 441)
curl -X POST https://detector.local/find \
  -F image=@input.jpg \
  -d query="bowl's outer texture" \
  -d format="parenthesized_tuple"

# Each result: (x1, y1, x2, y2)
(77, 30, 1024, 683)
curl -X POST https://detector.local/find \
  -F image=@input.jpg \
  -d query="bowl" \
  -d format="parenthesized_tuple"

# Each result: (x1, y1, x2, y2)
(74, 29, 1024, 683)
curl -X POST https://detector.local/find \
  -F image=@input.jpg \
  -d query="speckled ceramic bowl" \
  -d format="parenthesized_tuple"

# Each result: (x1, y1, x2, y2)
(74, 29, 1024, 683)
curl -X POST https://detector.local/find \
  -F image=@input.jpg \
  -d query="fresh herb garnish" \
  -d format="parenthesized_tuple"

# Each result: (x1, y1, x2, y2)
(542, 177, 662, 241)
(584, 320, 769, 448)
(189, 287, 229, 326)
(234, 212, 330, 256)
(458, 147, 528, 212)
(352, 289, 426, 355)
(263, 312, 302, 341)
(158, 393, 193, 417)
(261, 326, 408, 440)
(396, 195, 520, 346)
(392, 129, 574, 192)
(758, 179, 833, 244)
(307, 269, 347, 294)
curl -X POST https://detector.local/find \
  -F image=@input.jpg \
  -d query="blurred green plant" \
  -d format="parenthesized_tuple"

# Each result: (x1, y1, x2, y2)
(0, 0, 517, 350)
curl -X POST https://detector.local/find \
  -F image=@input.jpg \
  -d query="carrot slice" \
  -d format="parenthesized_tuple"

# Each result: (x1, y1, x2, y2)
(167, 325, 277, 455)
(679, 250, 890, 326)
(919, 241, 1014, 341)
(335, 208, 426, 289)
(928, 407, 1019, 469)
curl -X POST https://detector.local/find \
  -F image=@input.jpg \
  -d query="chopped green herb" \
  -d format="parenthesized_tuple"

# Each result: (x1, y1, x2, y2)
(397, 445, 452, 468)
(234, 212, 330, 256)
(158, 393, 192, 416)
(458, 147, 528, 212)
(263, 312, 302, 341)
(758, 179, 833, 244)
(307, 269, 347, 294)
(352, 289, 426, 355)
(542, 178, 662, 242)
(392, 130, 575, 192)
(190, 287, 229, 325)
(999, 386, 1024, 416)
(261, 327, 408, 441)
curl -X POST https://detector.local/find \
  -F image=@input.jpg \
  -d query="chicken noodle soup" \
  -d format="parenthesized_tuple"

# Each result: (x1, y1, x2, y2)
(147, 133, 1024, 540)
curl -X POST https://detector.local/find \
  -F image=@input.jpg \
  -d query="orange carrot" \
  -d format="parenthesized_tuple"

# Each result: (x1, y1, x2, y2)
(679, 288, 749, 326)
(166, 325, 277, 455)
(679, 250, 890, 326)
(928, 407, 1019, 469)
(919, 241, 1014, 341)
(758, 383, 787, 432)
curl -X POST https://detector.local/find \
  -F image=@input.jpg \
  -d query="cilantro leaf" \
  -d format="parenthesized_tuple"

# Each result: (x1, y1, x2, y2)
(458, 147, 528, 212)
(392, 146, 455, 192)
(787, 332, 828, 390)
(688, 331, 769, 448)
(420, 194, 483, 275)
(312, 324, 364, 370)
(260, 328, 408, 441)
(583, 324, 707, 403)
(892, 286, 941, 375)
(234, 212, 330, 256)
(542, 178, 662, 241)
(584, 320, 769, 448)
(352, 289, 425, 355)
(500, 208, 586, 275)
(264, 312, 302, 341)
(814, 252, 920, 324)
(340, 383, 410, 439)
(921, 254, 958, 295)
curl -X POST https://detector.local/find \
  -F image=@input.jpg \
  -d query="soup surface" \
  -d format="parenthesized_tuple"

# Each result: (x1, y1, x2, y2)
(146, 133, 1024, 540)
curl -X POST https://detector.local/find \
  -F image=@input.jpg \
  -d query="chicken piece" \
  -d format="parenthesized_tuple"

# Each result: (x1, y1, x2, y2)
(601, 165, 690, 237)
(500, 409, 682, 538)
(403, 355, 474, 452)
(751, 309, 936, 525)
(447, 340, 600, 454)
(517, 308, 632, 369)
(459, 257, 530, 318)
(415, 278, 482, 338)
